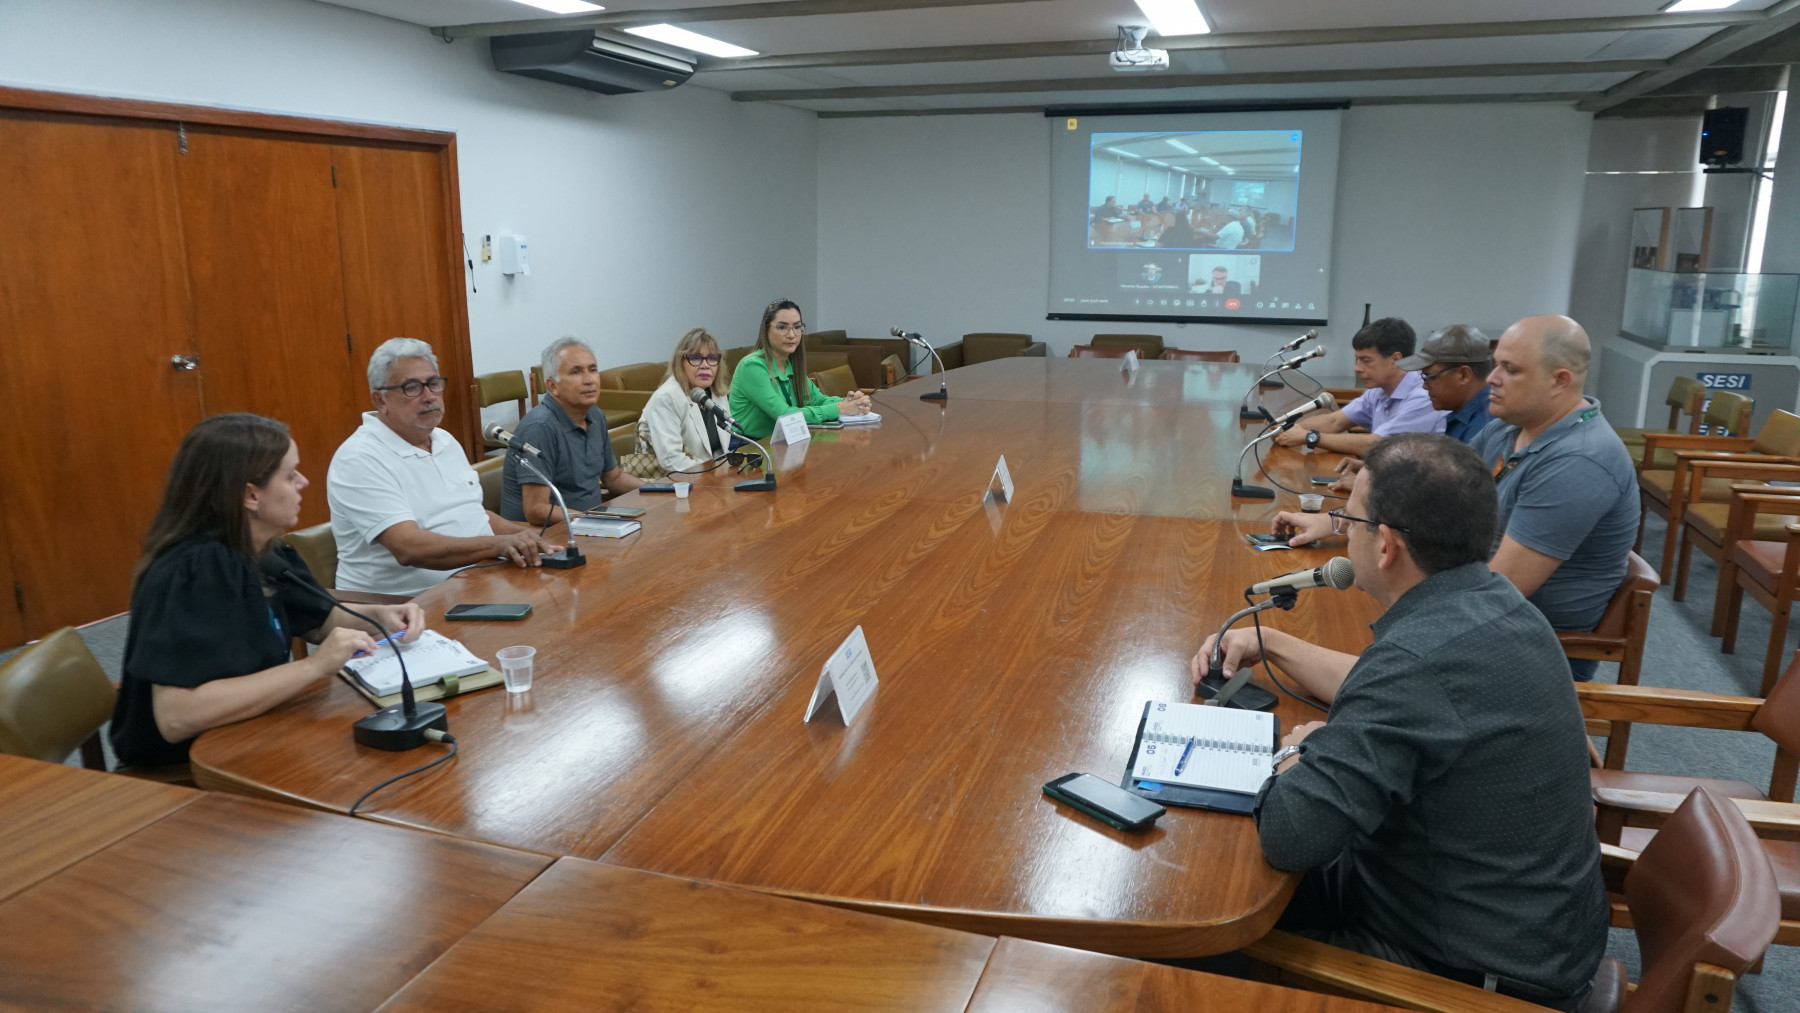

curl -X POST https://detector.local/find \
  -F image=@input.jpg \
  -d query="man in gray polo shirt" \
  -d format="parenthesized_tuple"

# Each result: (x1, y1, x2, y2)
(1469, 316, 1636, 663)
(501, 337, 643, 525)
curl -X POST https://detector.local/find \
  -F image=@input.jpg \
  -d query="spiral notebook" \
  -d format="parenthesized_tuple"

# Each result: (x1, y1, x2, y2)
(1123, 700, 1281, 815)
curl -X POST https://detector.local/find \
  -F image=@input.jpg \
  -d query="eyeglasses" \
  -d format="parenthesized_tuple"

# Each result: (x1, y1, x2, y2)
(683, 354, 723, 366)
(1329, 507, 1411, 536)
(376, 376, 447, 399)
(771, 322, 805, 335)
(1419, 365, 1477, 385)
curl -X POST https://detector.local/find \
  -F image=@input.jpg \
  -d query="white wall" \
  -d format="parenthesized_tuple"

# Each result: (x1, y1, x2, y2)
(0, 0, 817, 381)
(817, 104, 1592, 364)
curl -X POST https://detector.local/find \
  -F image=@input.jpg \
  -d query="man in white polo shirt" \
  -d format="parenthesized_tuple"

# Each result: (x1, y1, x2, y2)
(328, 338, 559, 596)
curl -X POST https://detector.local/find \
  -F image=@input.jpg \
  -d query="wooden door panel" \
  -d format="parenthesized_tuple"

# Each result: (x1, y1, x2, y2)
(332, 142, 475, 453)
(0, 114, 203, 642)
(177, 130, 360, 528)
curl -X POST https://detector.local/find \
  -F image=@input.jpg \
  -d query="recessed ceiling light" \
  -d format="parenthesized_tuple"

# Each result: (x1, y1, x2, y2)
(1165, 138, 1197, 154)
(1146, 159, 1170, 167)
(1133, 0, 1210, 37)
(508, 0, 603, 13)
(1662, 0, 1740, 11)
(1200, 156, 1221, 166)
(624, 24, 758, 58)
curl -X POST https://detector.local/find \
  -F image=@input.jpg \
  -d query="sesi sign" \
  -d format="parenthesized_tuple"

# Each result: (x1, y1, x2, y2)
(1697, 372, 1752, 391)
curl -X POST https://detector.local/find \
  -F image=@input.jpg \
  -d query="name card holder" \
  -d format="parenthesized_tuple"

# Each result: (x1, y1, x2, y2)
(986, 454, 1014, 504)
(803, 626, 880, 726)
(1122, 349, 1140, 374)
(771, 411, 811, 445)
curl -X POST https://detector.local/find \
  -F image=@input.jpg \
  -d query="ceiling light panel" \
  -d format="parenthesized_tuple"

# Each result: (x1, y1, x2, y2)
(1663, 0, 1740, 11)
(625, 24, 758, 58)
(1165, 138, 1197, 153)
(1133, 0, 1211, 37)
(508, 0, 603, 13)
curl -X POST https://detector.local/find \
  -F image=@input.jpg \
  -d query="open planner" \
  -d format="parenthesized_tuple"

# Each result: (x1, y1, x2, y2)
(339, 630, 497, 707)
(1123, 700, 1281, 815)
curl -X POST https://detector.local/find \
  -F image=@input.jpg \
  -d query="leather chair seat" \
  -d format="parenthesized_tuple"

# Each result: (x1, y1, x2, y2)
(1639, 469, 1741, 507)
(1684, 501, 1800, 548)
(597, 362, 665, 392)
(1599, 770, 1800, 920)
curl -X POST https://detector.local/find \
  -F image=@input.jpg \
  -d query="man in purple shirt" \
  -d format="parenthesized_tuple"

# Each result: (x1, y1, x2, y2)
(1274, 317, 1447, 456)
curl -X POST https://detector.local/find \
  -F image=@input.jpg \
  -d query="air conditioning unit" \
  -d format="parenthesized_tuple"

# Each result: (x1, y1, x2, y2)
(491, 31, 695, 95)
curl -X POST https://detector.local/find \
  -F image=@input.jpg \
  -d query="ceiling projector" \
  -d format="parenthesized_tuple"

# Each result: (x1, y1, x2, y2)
(1111, 25, 1169, 72)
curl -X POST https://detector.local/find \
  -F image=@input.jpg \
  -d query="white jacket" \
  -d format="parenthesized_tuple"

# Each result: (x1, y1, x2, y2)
(643, 375, 735, 474)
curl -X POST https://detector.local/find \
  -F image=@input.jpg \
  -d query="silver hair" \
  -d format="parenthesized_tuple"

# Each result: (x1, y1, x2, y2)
(366, 337, 438, 390)
(541, 336, 595, 385)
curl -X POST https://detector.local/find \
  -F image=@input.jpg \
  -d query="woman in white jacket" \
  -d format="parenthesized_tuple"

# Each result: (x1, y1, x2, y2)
(642, 327, 737, 474)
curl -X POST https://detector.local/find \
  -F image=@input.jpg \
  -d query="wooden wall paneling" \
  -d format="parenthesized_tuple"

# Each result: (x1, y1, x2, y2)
(331, 141, 477, 455)
(175, 128, 363, 527)
(0, 112, 204, 641)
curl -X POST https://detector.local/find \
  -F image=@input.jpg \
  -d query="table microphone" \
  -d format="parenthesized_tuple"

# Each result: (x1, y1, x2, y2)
(690, 388, 777, 491)
(1241, 346, 1326, 420)
(1198, 556, 1354, 710)
(1250, 556, 1355, 596)
(260, 552, 448, 751)
(1276, 329, 1319, 353)
(1229, 393, 1333, 499)
(482, 423, 584, 569)
(892, 327, 948, 402)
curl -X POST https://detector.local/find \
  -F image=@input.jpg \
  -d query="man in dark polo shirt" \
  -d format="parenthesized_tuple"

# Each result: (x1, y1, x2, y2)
(500, 337, 643, 525)
(1195, 434, 1607, 1009)
(1398, 324, 1493, 444)
(1469, 315, 1636, 676)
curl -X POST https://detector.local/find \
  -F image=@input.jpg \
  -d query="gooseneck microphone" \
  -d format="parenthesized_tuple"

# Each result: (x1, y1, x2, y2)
(1268, 391, 1336, 429)
(482, 422, 584, 569)
(260, 552, 448, 751)
(892, 327, 948, 402)
(1241, 346, 1326, 420)
(1198, 556, 1355, 710)
(690, 387, 777, 492)
(1276, 328, 1319, 354)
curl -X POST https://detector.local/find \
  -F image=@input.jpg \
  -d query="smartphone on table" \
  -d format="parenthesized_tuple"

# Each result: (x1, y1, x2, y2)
(444, 603, 533, 621)
(1308, 476, 1335, 486)
(1042, 772, 1165, 831)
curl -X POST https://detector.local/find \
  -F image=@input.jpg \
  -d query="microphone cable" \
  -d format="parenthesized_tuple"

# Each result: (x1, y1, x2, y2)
(1246, 590, 1328, 713)
(348, 730, 459, 816)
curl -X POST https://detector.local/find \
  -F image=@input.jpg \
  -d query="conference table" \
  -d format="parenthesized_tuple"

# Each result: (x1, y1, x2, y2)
(192, 357, 1378, 959)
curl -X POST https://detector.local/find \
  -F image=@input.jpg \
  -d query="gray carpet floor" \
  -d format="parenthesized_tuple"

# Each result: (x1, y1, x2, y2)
(8, 517, 1795, 1008)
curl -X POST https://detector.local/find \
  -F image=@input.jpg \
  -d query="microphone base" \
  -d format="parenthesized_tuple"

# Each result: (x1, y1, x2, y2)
(1259, 378, 1286, 389)
(354, 700, 449, 751)
(540, 548, 585, 569)
(1238, 406, 1267, 421)
(1195, 675, 1278, 712)
(734, 477, 776, 492)
(1231, 480, 1275, 500)
(920, 390, 948, 401)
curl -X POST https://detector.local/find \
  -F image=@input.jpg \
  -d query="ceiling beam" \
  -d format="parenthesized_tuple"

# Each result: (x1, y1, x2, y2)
(701, 11, 1762, 73)
(1579, 0, 1800, 111)
(730, 60, 1662, 103)
(812, 92, 1596, 119)
(432, 0, 1047, 41)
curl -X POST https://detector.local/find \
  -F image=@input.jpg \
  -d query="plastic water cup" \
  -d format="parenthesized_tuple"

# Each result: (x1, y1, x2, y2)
(674, 482, 691, 499)
(497, 645, 536, 693)
(1298, 493, 1324, 513)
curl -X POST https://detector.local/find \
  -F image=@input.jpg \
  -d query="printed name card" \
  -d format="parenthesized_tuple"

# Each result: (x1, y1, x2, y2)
(986, 454, 1014, 503)
(1122, 349, 1139, 373)
(803, 626, 880, 725)
(771, 411, 811, 445)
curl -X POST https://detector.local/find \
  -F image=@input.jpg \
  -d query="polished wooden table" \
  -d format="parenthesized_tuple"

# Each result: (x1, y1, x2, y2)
(192, 358, 1379, 957)
(0, 753, 195, 903)
(0, 757, 550, 1012)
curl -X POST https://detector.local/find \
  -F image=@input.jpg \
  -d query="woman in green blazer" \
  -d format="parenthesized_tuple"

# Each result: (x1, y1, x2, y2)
(728, 298, 871, 439)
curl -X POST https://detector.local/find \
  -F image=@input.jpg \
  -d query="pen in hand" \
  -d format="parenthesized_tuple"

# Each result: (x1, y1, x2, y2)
(352, 629, 407, 659)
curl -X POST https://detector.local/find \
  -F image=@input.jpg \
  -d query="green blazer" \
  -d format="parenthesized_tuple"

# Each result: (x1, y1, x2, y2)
(727, 349, 842, 439)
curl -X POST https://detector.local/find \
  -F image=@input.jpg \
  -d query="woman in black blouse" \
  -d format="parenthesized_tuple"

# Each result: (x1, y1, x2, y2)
(109, 414, 423, 767)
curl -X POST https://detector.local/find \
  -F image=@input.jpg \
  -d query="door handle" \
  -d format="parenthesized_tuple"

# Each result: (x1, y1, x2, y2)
(170, 354, 200, 371)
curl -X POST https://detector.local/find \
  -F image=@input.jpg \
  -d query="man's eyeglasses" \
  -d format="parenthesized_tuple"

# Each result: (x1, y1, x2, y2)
(1329, 507, 1411, 535)
(377, 376, 447, 399)
(1419, 364, 1480, 385)
(683, 354, 723, 366)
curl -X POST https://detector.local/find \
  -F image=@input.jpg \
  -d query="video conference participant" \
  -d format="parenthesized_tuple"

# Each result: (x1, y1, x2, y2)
(644, 327, 738, 473)
(110, 414, 423, 767)
(1196, 434, 1606, 1010)
(1136, 193, 1155, 213)
(1158, 211, 1199, 250)
(500, 337, 643, 525)
(329, 338, 559, 597)
(1275, 317, 1444, 456)
(1194, 265, 1240, 296)
(728, 299, 870, 440)
(1213, 212, 1247, 250)
(1095, 197, 1124, 219)
(1400, 324, 1494, 444)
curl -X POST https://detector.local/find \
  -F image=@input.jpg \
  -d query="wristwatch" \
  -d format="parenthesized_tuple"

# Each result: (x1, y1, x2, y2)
(1271, 744, 1306, 770)
(1304, 429, 1321, 449)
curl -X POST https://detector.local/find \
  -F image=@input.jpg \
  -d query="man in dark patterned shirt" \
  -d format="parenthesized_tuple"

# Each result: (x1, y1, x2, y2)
(1195, 434, 1607, 1009)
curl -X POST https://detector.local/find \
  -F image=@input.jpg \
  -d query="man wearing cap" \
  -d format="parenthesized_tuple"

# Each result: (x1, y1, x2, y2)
(1399, 324, 1495, 445)
(1274, 317, 1446, 456)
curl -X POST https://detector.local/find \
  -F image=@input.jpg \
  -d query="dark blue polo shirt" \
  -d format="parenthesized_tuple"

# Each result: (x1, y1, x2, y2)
(1445, 386, 1493, 444)
(499, 398, 616, 521)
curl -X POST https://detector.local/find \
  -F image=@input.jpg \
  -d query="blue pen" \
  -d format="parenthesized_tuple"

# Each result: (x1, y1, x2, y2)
(353, 629, 407, 659)
(1173, 736, 1196, 777)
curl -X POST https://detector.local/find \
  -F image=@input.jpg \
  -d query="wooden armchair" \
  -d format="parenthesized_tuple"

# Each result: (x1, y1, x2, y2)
(1670, 462, 1800, 602)
(1243, 786, 1778, 1013)
(1090, 333, 1165, 358)
(1716, 489, 1800, 693)
(1163, 348, 1240, 362)
(1068, 344, 1134, 359)
(1560, 551, 1657, 769)
(931, 333, 1046, 371)
(1577, 664, 1799, 947)
(810, 364, 859, 398)
(471, 370, 530, 451)
(1613, 376, 1704, 468)
(279, 524, 413, 607)
(1635, 403, 1796, 583)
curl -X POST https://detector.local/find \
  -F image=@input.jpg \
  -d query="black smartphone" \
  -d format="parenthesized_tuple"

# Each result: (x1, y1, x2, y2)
(640, 482, 677, 493)
(1309, 476, 1335, 486)
(1042, 773, 1165, 831)
(444, 603, 533, 621)
(1246, 532, 1286, 546)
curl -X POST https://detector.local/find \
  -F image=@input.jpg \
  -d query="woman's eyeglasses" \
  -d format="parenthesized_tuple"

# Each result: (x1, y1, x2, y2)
(683, 354, 723, 366)
(771, 322, 805, 336)
(376, 376, 447, 399)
